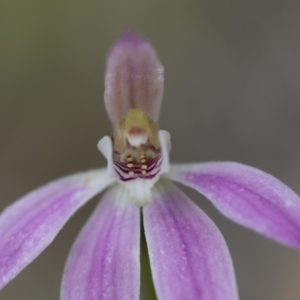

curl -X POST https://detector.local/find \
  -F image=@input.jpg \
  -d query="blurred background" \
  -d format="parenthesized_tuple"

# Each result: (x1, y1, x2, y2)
(1, 0, 300, 299)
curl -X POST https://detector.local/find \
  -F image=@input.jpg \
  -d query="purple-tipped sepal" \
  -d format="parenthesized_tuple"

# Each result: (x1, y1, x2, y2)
(143, 180, 238, 300)
(105, 30, 164, 125)
(61, 184, 140, 300)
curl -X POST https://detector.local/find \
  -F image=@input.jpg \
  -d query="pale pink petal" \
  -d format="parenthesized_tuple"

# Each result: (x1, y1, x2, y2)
(105, 30, 164, 124)
(168, 162, 300, 249)
(0, 169, 114, 290)
(143, 181, 238, 300)
(61, 184, 140, 300)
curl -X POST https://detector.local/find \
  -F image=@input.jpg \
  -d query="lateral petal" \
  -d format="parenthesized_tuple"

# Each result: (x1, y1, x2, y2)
(0, 169, 114, 290)
(168, 162, 300, 249)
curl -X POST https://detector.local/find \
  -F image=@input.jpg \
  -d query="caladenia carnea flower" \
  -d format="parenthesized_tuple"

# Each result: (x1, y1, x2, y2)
(1, 31, 300, 300)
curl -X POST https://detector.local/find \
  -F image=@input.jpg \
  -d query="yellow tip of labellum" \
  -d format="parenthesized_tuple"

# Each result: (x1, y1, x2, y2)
(113, 108, 160, 153)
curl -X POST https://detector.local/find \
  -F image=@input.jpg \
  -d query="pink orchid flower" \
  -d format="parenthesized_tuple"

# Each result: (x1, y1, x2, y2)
(1, 31, 300, 300)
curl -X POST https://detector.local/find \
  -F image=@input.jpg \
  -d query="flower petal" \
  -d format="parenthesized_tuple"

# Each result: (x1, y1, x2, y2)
(105, 30, 164, 125)
(143, 180, 238, 300)
(167, 162, 300, 249)
(0, 169, 114, 290)
(61, 184, 140, 300)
